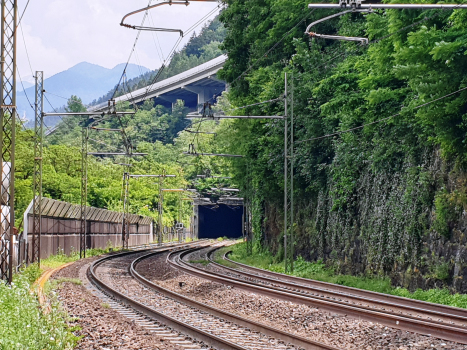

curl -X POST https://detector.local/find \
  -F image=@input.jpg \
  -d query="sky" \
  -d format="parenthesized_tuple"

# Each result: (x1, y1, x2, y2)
(17, 0, 222, 83)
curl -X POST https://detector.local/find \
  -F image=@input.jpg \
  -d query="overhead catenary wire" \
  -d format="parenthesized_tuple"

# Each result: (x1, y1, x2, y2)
(228, 8, 317, 88)
(17, 0, 31, 29)
(44, 91, 69, 100)
(19, 23, 34, 77)
(111, 0, 154, 100)
(295, 86, 467, 144)
(231, 96, 285, 111)
(44, 94, 66, 126)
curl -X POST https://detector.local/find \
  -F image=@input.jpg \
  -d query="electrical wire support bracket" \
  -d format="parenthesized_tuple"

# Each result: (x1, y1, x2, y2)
(306, 1, 467, 44)
(305, 8, 372, 45)
(120, 1, 187, 35)
(183, 144, 244, 158)
(308, 1, 467, 10)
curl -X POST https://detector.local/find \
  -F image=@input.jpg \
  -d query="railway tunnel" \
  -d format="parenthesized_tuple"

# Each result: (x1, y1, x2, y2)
(194, 198, 243, 239)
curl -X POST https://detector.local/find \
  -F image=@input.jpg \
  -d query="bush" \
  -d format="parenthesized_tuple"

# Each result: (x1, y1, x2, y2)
(0, 272, 79, 349)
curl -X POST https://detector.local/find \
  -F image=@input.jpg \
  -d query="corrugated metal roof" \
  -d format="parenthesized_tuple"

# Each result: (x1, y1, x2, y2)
(27, 197, 152, 225)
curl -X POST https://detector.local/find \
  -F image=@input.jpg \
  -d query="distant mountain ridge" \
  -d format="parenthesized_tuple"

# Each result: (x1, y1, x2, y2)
(17, 62, 150, 124)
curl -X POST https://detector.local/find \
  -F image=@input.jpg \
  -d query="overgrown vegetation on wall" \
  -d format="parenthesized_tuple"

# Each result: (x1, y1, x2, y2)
(217, 0, 467, 292)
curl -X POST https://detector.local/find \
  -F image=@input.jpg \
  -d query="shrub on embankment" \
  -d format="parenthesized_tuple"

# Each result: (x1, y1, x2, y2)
(0, 265, 79, 350)
(225, 243, 467, 309)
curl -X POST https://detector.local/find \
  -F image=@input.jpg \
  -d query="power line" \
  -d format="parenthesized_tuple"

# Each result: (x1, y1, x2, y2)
(19, 23, 34, 77)
(16, 66, 34, 112)
(295, 86, 467, 144)
(111, 0, 154, 100)
(45, 91, 69, 100)
(44, 94, 65, 129)
(229, 8, 317, 88)
(232, 96, 284, 111)
(17, 0, 31, 29)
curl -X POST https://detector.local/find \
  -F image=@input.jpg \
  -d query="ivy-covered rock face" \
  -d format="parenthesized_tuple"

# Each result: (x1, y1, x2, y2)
(217, 1, 467, 292)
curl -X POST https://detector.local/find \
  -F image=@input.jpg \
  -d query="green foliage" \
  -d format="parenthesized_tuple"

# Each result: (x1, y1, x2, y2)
(215, 0, 467, 286)
(228, 243, 467, 308)
(20, 264, 43, 285)
(41, 247, 113, 269)
(433, 189, 460, 238)
(16, 94, 235, 228)
(0, 273, 79, 349)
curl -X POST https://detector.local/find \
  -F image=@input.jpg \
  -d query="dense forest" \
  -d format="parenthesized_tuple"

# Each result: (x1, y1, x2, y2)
(90, 18, 226, 106)
(216, 0, 467, 293)
(16, 94, 232, 229)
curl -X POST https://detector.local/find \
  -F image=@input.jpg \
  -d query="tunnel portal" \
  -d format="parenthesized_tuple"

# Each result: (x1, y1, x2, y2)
(197, 204, 243, 239)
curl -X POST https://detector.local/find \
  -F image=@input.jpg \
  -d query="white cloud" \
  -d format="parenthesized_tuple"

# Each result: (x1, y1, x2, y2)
(17, 0, 221, 81)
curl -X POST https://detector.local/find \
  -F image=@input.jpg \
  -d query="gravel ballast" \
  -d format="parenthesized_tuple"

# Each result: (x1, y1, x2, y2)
(137, 251, 465, 350)
(51, 256, 180, 350)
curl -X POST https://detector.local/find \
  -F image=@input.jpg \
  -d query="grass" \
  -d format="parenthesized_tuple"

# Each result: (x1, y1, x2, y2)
(225, 242, 467, 309)
(0, 265, 80, 349)
(189, 259, 210, 266)
(0, 245, 118, 349)
(41, 246, 116, 269)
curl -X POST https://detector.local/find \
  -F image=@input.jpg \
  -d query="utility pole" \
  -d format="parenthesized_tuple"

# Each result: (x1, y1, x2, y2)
(128, 173, 176, 245)
(121, 170, 131, 249)
(245, 164, 252, 255)
(80, 126, 88, 258)
(284, 73, 294, 274)
(32, 71, 44, 265)
(161, 188, 189, 242)
(158, 174, 164, 245)
(0, 0, 17, 283)
(42, 109, 136, 258)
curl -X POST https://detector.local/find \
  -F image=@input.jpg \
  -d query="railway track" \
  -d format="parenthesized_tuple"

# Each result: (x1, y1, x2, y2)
(167, 246, 467, 345)
(88, 241, 338, 350)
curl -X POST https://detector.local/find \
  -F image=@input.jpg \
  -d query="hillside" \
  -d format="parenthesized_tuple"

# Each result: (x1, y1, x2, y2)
(17, 62, 149, 124)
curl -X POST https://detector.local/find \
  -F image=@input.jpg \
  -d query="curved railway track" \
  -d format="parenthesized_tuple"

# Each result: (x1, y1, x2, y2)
(87, 241, 338, 350)
(166, 245, 467, 345)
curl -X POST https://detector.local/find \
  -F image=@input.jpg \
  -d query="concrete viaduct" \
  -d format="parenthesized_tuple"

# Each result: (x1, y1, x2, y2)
(89, 55, 227, 112)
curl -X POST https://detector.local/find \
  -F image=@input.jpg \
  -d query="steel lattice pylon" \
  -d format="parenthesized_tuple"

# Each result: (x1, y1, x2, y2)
(121, 170, 130, 249)
(1, 0, 17, 283)
(157, 170, 166, 246)
(284, 73, 294, 274)
(32, 72, 44, 265)
(245, 164, 253, 255)
(80, 126, 88, 258)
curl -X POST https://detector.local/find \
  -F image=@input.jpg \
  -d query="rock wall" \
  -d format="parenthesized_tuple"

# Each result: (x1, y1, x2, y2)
(260, 150, 467, 293)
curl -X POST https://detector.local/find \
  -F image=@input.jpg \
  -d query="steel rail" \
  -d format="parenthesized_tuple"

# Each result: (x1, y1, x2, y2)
(207, 251, 467, 327)
(87, 242, 249, 350)
(167, 248, 467, 345)
(132, 249, 339, 350)
(222, 251, 467, 319)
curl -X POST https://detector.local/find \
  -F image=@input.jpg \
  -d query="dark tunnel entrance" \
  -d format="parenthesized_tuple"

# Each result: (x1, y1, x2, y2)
(197, 204, 243, 239)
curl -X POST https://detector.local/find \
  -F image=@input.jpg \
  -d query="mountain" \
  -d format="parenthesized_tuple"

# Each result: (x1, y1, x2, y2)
(17, 62, 150, 124)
